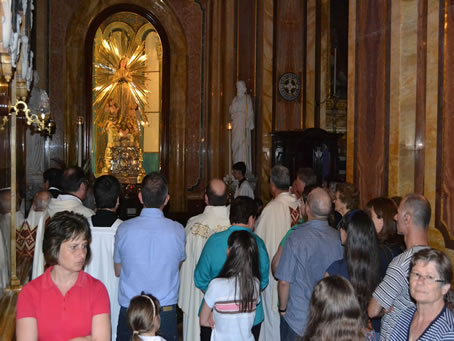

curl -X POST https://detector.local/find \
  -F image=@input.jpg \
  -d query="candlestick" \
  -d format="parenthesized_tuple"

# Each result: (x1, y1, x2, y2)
(228, 122, 232, 175)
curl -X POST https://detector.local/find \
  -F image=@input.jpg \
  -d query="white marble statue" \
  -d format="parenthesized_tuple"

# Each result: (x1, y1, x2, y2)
(9, 13, 20, 67)
(1, 0, 12, 49)
(229, 80, 254, 173)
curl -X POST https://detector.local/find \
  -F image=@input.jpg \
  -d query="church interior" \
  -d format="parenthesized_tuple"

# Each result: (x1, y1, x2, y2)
(0, 0, 454, 338)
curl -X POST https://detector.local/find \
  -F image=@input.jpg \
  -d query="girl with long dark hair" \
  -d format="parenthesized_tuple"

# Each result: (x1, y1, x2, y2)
(325, 210, 381, 332)
(200, 230, 261, 341)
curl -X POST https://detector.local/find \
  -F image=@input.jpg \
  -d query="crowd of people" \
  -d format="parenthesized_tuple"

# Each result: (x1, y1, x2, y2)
(1, 164, 452, 340)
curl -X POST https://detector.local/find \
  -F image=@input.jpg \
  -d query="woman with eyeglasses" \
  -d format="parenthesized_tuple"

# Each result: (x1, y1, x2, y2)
(390, 248, 454, 340)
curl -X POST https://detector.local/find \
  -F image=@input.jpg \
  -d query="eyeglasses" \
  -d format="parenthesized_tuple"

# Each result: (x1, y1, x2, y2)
(409, 271, 445, 284)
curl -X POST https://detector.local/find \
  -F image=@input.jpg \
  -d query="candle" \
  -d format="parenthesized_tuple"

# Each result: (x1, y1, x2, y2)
(77, 116, 84, 167)
(333, 47, 337, 97)
(228, 122, 232, 175)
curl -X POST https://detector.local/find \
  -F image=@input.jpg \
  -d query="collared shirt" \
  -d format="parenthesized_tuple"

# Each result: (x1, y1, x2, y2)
(16, 267, 110, 341)
(390, 305, 454, 340)
(91, 209, 119, 227)
(114, 208, 185, 307)
(48, 186, 62, 198)
(275, 219, 343, 336)
(194, 225, 270, 326)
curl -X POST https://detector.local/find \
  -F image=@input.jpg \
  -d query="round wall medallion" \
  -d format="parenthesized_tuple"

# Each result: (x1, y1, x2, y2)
(278, 72, 301, 101)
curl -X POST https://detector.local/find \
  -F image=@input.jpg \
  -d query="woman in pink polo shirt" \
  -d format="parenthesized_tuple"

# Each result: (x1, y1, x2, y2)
(16, 211, 110, 341)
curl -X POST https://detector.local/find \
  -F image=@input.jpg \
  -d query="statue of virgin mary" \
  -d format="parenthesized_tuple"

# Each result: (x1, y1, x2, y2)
(93, 34, 149, 181)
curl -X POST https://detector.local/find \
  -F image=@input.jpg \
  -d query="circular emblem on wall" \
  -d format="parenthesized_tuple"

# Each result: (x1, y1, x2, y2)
(278, 72, 301, 101)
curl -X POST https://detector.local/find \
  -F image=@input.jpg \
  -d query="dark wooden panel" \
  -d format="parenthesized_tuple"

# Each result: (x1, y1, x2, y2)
(274, 0, 305, 131)
(354, 0, 390, 207)
(237, 0, 256, 92)
(436, 0, 454, 249)
(49, 0, 79, 167)
(414, 0, 427, 194)
(179, 0, 205, 194)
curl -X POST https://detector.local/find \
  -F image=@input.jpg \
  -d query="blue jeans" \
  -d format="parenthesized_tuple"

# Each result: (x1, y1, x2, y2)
(280, 316, 299, 341)
(117, 305, 178, 341)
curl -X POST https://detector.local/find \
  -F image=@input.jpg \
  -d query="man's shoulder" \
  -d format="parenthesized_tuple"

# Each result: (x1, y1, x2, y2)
(117, 215, 140, 228)
(292, 220, 331, 235)
(186, 207, 229, 227)
(390, 246, 426, 268)
(288, 221, 339, 248)
(186, 212, 205, 227)
(259, 196, 291, 218)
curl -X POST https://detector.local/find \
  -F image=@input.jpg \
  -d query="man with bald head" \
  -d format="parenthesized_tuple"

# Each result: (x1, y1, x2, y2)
(276, 188, 343, 340)
(178, 178, 231, 341)
(32, 191, 52, 212)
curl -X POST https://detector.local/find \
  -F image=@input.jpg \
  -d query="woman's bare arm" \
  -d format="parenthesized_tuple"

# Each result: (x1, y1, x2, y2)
(16, 318, 38, 341)
(200, 301, 214, 328)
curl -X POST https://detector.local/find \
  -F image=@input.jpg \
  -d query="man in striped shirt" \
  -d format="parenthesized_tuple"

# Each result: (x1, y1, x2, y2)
(368, 194, 431, 340)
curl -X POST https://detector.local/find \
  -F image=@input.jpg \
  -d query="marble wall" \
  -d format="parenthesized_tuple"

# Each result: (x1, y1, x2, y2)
(347, 0, 454, 255)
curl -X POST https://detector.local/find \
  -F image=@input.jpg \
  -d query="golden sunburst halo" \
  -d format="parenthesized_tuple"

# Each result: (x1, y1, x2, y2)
(93, 33, 149, 128)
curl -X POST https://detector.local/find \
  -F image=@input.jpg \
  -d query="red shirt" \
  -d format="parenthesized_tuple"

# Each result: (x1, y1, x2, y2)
(17, 267, 110, 341)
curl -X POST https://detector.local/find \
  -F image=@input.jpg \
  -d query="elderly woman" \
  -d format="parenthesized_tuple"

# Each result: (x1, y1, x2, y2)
(390, 248, 454, 340)
(16, 211, 110, 341)
(334, 182, 359, 218)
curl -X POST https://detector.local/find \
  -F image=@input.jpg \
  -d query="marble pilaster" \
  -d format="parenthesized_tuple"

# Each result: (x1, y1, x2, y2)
(258, 0, 273, 203)
(397, 0, 418, 197)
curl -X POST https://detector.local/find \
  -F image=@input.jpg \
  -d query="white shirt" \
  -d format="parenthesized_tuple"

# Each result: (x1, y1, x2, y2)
(47, 194, 94, 218)
(234, 180, 254, 199)
(204, 277, 260, 341)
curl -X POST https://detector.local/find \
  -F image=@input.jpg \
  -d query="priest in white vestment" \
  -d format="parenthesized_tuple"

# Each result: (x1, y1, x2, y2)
(0, 188, 25, 276)
(255, 165, 302, 341)
(86, 220, 122, 340)
(84, 174, 122, 340)
(47, 167, 94, 219)
(178, 179, 231, 341)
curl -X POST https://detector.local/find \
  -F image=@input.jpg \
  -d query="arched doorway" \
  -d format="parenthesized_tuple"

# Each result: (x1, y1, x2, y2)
(85, 6, 170, 184)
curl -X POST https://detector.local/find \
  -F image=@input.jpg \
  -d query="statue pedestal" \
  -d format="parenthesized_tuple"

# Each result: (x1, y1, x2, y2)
(102, 139, 146, 184)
